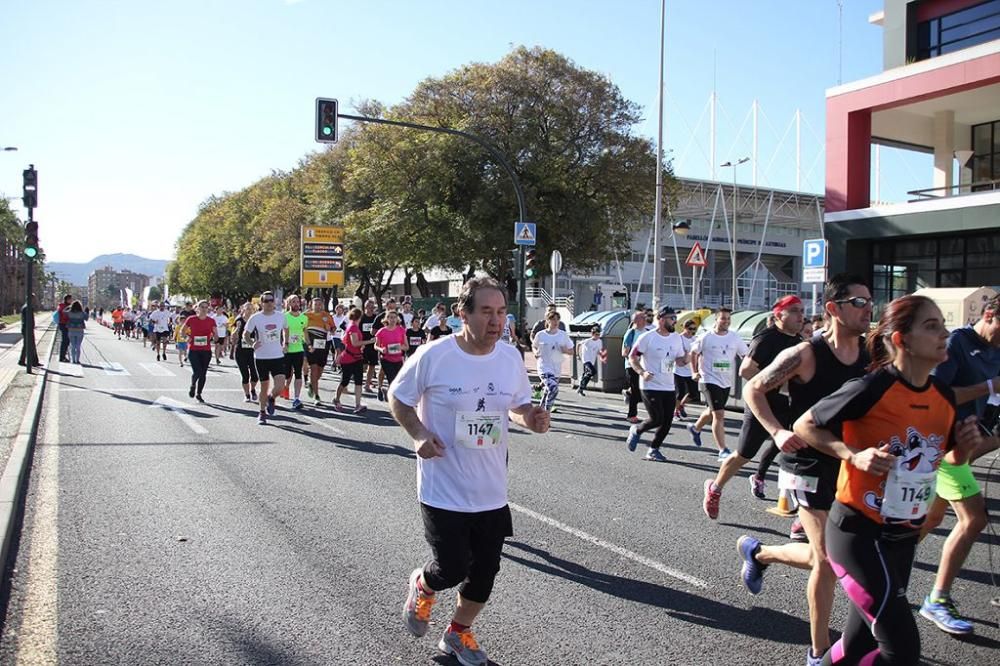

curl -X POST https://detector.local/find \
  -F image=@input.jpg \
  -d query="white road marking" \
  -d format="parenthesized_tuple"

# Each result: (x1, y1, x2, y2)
(58, 361, 83, 377)
(100, 362, 129, 376)
(14, 366, 59, 663)
(508, 502, 709, 590)
(297, 411, 347, 436)
(150, 396, 209, 435)
(139, 362, 175, 377)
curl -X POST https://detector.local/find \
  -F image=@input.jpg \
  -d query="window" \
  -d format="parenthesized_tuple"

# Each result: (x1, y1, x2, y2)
(970, 120, 1000, 188)
(915, 0, 1000, 60)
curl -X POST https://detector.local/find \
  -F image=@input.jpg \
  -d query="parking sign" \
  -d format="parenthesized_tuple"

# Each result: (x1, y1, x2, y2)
(802, 239, 827, 284)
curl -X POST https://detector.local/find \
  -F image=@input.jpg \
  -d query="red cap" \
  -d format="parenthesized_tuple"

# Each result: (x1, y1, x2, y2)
(772, 295, 802, 317)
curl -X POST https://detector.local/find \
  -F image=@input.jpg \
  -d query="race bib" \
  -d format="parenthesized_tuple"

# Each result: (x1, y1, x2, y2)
(362, 323, 373, 333)
(712, 360, 731, 371)
(660, 356, 675, 375)
(289, 334, 301, 345)
(454, 411, 504, 450)
(778, 469, 818, 493)
(387, 343, 402, 355)
(409, 337, 423, 346)
(880, 469, 936, 520)
(193, 336, 208, 347)
(312, 339, 327, 350)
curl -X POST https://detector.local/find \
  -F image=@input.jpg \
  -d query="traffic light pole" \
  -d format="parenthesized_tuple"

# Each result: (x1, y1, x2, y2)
(337, 112, 529, 321)
(21, 206, 37, 374)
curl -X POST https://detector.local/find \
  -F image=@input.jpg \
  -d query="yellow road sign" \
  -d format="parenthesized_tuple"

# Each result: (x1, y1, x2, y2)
(301, 225, 346, 288)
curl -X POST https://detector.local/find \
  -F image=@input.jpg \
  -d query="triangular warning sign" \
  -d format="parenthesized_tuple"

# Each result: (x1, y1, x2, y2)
(685, 242, 707, 267)
(518, 225, 534, 241)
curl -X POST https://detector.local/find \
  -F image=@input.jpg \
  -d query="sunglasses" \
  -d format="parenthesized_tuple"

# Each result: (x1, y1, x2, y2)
(261, 298, 275, 303)
(835, 297, 872, 309)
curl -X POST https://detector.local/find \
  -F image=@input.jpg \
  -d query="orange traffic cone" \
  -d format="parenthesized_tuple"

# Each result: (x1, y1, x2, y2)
(766, 488, 797, 517)
(280, 384, 290, 399)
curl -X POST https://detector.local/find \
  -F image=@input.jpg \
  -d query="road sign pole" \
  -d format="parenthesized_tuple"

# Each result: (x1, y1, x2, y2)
(812, 283, 818, 317)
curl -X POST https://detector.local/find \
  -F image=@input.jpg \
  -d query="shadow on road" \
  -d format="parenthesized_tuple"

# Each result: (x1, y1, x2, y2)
(502, 540, 812, 645)
(281, 425, 416, 459)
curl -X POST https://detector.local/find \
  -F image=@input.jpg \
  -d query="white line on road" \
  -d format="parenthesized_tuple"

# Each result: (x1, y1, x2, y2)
(100, 362, 130, 376)
(150, 396, 209, 435)
(15, 363, 59, 663)
(57, 361, 83, 377)
(297, 411, 347, 436)
(508, 502, 709, 590)
(139, 362, 176, 377)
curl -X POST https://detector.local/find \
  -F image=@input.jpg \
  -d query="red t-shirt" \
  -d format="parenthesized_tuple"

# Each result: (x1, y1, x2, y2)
(375, 326, 406, 363)
(184, 316, 216, 351)
(341, 322, 364, 364)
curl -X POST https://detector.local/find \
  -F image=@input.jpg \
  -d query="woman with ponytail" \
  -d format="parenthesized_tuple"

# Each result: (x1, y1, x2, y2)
(793, 295, 983, 665)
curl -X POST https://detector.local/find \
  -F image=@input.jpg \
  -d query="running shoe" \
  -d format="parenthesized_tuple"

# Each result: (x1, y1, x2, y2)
(703, 479, 722, 519)
(438, 627, 487, 666)
(749, 475, 766, 500)
(250, 390, 258, 402)
(196, 394, 204, 403)
(688, 425, 703, 447)
(314, 399, 322, 407)
(717, 448, 733, 462)
(244, 395, 254, 404)
(403, 568, 435, 638)
(806, 648, 825, 666)
(354, 405, 367, 414)
(737, 535, 765, 595)
(266, 396, 276, 416)
(377, 388, 385, 402)
(292, 398, 303, 410)
(644, 448, 667, 463)
(333, 400, 344, 412)
(306, 386, 314, 399)
(625, 425, 640, 452)
(919, 596, 974, 635)
(678, 405, 688, 418)
(789, 517, 808, 543)
(188, 385, 196, 398)
(577, 388, 585, 396)
(257, 412, 266, 426)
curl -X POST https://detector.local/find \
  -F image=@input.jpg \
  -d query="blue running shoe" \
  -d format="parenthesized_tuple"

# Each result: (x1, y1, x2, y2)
(266, 396, 276, 416)
(688, 425, 703, 447)
(737, 535, 765, 595)
(644, 448, 667, 462)
(919, 596, 974, 635)
(717, 447, 733, 461)
(626, 425, 641, 452)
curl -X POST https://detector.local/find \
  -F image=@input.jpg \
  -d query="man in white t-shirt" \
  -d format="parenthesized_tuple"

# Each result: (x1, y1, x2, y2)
(390, 277, 549, 666)
(242, 291, 288, 426)
(532, 311, 574, 412)
(689, 307, 749, 461)
(625, 306, 689, 462)
(149, 302, 173, 362)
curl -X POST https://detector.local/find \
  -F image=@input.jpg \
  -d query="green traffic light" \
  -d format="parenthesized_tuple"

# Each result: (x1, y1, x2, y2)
(323, 126, 332, 136)
(24, 247, 37, 258)
(525, 269, 535, 278)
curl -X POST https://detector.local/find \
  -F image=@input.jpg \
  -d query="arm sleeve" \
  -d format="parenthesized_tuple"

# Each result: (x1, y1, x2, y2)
(810, 373, 887, 433)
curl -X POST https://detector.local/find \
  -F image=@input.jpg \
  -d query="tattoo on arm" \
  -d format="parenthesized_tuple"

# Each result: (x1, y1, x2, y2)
(752, 347, 803, 393)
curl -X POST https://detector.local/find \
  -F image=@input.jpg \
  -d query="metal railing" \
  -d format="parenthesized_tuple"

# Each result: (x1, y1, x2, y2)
(907, 178, 1000, 201)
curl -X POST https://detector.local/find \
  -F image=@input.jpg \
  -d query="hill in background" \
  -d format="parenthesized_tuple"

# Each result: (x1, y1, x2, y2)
(48, 253, 170, 286)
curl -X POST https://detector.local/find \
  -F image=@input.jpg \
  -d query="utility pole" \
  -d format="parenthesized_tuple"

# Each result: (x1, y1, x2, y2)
(652, 0, 666, 310)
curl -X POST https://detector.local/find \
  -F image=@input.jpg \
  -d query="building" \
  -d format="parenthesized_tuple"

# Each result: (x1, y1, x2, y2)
(88, 266, 150, 310)
(825, 0, 1000, 310)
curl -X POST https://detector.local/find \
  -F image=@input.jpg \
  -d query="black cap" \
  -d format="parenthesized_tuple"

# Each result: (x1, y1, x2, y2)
(657, 306, 677, 318)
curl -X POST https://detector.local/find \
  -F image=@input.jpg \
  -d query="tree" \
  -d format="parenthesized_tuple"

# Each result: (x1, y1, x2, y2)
(148, 285, 163, 302)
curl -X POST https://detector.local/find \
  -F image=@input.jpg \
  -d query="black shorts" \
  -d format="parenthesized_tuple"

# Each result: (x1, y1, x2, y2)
(255, 357, 286, 381)
(339, 361, 364, 387)
(362, 345, 378, 367)
(306, 349, 329, 367)
(284, 351, 305, 379)
(155, 331, 171, 341)
(216, 336, 227, 344)
(674, 374, 698, 402)
(736, 404, 790, 460)
(123, 321, 134, 331)
(700, 383, 730, 411)
(780, 465, 838, 511)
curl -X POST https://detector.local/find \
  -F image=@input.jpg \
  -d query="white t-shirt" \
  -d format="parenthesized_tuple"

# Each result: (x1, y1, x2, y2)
(632, 330, 686, 391)
(674, 334, 696, 377)
(425, 314, 441, 331)
(389, 336, 532, 512)
(579, 338, 603, 365)
(332, 314, 347, 340)
(534, 329, 573, 376)
(214, 314, 229, 338)
(243, 311, 285, 360)
(401, 311, 414, 327)
(149, 310, 172, 333)
(692, 330, 749, 388)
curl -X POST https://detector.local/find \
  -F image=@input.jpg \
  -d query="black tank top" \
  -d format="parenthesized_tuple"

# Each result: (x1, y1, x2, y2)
(780, 336, 869, 477)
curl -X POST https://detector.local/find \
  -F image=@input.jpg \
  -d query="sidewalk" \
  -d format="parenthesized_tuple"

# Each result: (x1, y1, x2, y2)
(0, 313, 53, 400)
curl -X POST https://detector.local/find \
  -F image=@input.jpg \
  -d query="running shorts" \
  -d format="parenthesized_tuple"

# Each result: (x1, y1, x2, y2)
(216, 336, 227, 344)
(787, 467, 838, 512)
(674, 374, 698, 403)
(156, 331, 170, 341)
(124, 321, 134, 331)
(255, 357, 286, 381)
(736, 414, 771, 460)
(935, 461, 980, 501)
(700, 382, 730, 411)
(339, 361, 364, 387)
(306, 349, 329, 367)
(176, 342, 188, 351)
(284, 351, 305, 379)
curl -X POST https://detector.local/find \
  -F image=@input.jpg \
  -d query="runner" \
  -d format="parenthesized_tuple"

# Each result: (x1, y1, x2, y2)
(401, 298, 415, 327)
(334, 307, 370, 414)
(174, 315, 188, 367)
(445, 302, 464, 333)
(214, 307, 230, 365)
(305, 297, 334, 407)
(391, 277, 550, 666)
(406, 314, 428, 358)
(360, 300, 379, 393)
(919, 293, 1000, 635)
(792, 294, 982, 666)
(112, 307, 124, 339)
(703, 296, 804, 515)
(233, 302, 259, 404)
(374, 310, 408, 401)
(429, 316, 454, 341)
(242, 291, 287, 425)
(622, 310, 648, 424)
(500, 313, 518, 347)
(183, 300, 218, 403)
(424, 303, 446, 333)
(532, 310, 574, 412)
(138, 308, 150, 348)
(283, 295, 308, 410)
(689, 307, 749, 460)
(734, 274, 872, 666)
(123, 307, 136, 340)
(149, 302, 173, 362)
(625, 307, 688, 462)
(673, 319, 699, 420)
(331, 302, 348, 371)
(576, 325, 606, 396)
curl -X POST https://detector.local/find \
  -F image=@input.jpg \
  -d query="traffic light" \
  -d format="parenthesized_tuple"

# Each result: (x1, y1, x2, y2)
(24, 221, 39, 259)
(524, 249, 538, 279)
(22, 166, 37, 209)
(315, 98, 338, 143)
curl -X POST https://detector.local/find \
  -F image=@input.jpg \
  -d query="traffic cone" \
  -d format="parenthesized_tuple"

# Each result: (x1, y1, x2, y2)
(280, 384, 290, 399)
(766, 488, 797, 517)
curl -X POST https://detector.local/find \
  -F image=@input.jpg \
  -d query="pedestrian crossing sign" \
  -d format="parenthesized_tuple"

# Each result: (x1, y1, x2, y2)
(514, 222, 537, 246)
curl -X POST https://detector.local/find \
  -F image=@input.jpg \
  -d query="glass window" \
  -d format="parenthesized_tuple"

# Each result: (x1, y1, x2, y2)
(940, 12, 1000, 40)
(940, 0, 1000, 30)
(973, 123, 992, 155)
(941, 27, 1000, 55)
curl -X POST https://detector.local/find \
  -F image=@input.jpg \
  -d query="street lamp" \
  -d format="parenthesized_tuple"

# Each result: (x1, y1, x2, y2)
(671, 220, 690, 235)
(720, 157, 749, 309)
(2, 147, 18, 152)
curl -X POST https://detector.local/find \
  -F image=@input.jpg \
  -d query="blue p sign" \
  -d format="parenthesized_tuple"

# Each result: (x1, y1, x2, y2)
(803, 239, 826, 269)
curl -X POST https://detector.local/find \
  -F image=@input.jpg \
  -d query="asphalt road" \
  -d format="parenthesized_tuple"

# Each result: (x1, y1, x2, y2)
(0, 322, 997, 665)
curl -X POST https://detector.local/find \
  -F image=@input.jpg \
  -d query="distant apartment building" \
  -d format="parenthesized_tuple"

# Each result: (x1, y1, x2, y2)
(88, 266, 150, 309)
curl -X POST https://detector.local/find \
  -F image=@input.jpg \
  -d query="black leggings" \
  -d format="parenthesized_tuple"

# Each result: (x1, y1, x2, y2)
(823, 505, 920, 665)
(381, 359, 403, 387)
(188, 350, 212, 395)
(235, 348, 258, 385)
(755, 441, 780, 480)
(638, 389, 676, 449)
(580, 361, 597, 391)
(625, 368, 641, 418)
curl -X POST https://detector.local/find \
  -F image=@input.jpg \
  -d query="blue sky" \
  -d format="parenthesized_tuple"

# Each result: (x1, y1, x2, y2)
(1, 0, 906, 265)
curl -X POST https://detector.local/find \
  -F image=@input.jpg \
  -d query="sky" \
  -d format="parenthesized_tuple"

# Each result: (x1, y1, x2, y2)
(1, 0, 912, 265)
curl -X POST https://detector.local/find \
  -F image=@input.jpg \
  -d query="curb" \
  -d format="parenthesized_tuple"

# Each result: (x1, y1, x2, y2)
(0, 324, 56, 573)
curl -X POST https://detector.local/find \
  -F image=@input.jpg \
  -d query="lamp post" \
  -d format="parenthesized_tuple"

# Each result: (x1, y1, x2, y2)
(720, 157, 749, 309)
(651, 0, 666, 310)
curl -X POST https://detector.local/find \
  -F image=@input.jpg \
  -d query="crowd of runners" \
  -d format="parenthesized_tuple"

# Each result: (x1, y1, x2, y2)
(79, 274, 999, 666)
